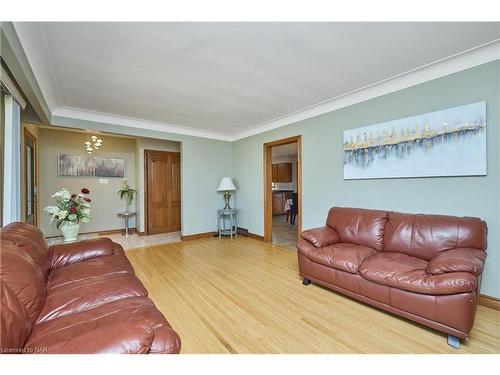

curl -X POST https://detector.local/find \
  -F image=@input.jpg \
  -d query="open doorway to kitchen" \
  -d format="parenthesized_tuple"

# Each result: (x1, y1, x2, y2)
(263, 136, 301, 249)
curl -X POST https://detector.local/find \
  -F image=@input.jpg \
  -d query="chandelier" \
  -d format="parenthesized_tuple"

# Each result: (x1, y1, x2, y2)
(84, 135, 103, 154)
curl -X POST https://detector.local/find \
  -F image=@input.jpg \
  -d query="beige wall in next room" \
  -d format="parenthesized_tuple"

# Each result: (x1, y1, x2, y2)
(39, 128, 136, 237)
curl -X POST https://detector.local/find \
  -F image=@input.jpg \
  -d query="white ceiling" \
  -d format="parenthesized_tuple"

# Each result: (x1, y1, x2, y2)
(14, 22, 500, 139)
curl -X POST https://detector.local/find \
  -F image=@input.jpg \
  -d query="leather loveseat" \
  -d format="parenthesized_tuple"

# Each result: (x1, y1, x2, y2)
(0, 222, 181, 354)
(297, 207, 487, 348)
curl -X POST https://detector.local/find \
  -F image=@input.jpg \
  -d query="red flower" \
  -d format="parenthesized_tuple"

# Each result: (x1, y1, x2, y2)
(69, 207, 77, 213)
(84, 197, 91, 202)
(81, 188, 90, 194)
(71, 194, 77, 199)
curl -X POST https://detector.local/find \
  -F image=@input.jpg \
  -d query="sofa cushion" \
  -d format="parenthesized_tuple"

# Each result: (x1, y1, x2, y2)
(25, 297, 181, 354)
(301, 226, 339, 247)
(47, 254, 134, 290)
(326, 207, 388, 251)
(384, 212, 487, 260)
(36, 273, 148, 324)
(427, 248, 487, 276)
(359, 252, 477, 295)
(49, 237, 122, 270)
(299, 242, 378, 274)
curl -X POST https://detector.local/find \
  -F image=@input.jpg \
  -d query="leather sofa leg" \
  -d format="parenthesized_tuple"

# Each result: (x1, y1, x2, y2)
(302, 278, 311, 286)
(447, 335, 460, 349)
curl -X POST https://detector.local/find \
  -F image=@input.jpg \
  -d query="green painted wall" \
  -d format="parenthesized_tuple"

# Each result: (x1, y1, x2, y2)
(232, 61, 500, 298)
(51, 116, 233, 236)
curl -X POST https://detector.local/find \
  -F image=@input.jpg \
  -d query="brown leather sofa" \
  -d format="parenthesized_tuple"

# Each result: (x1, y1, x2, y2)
(0, 222, 181, 354)
(297, 207, 487, 348)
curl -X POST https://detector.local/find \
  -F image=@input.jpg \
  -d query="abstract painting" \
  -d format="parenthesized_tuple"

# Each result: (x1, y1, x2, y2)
(343, 102, 487, 179)
(58, 154, 125, 177)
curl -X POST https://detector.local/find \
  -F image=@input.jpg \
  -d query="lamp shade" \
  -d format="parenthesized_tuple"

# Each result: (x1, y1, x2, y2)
(217, 177, 236, 191)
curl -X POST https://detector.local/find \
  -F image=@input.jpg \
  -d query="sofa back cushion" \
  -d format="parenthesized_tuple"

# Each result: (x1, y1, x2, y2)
(384, 212, 487, 260)
(0, 222, 49, 277)
(326, 207, 389, 251)
(0, 280, 32, 352)
(0, 222, 49, 350)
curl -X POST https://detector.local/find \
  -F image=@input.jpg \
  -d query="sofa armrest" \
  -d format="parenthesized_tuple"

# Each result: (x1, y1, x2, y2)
(427, 248, 486, 276)
(49, 237, 120, 270)
(30, 321, 156, 354)
(301, 226, 339, 247)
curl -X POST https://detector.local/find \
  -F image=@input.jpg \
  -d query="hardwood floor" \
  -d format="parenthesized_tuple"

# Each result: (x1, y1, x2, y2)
(125, 236, 500, 354)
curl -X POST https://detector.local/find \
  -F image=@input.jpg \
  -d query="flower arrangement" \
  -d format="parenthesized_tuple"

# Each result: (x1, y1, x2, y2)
(117, 178, 136, 211)
(44, 188, 92, 228)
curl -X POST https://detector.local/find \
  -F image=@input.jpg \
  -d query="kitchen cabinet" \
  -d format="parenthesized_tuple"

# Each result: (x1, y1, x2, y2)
(272, 162, 292, 182)
(272, 192, 286, 215)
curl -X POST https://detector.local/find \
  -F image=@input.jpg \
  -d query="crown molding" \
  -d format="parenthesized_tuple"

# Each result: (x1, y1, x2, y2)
(49, 40, 499, 143)
(51, 106, 233, 142)
(1, 22, 51, 123)
(232, 39, 500, 141)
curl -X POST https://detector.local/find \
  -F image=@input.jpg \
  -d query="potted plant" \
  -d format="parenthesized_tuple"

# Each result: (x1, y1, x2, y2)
(44, 188, 91, 242)
(117, 178, 136, 213)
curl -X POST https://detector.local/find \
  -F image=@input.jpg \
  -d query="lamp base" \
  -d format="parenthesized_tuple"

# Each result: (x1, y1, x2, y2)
(223, 191, 232, 210)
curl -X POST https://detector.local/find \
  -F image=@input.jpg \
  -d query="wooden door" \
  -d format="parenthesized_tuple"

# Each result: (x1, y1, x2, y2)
(145, 150, 181, 234)
(273, 192, 285, 215)
(24, 128, 37, 226)
(170, 154, 181, 231)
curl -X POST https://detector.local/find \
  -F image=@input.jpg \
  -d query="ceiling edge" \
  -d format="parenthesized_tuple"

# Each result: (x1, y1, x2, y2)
(47, 39, 500, 143)
(232, 39, 500, 141)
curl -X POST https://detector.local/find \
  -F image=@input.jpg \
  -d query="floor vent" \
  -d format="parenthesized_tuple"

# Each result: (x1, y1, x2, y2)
(237, 227, 249, 236)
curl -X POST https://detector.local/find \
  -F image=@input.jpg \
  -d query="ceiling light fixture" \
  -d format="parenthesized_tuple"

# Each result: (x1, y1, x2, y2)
(84, 134, 103, 154)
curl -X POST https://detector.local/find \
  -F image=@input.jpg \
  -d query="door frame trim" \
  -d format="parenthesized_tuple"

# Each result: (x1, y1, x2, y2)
(144, 149, 181, 235)
(263, 135, 302, 243)
(23, 127, 38, 226)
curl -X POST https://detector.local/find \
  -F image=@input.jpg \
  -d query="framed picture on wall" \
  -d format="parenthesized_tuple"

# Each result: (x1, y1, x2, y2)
(343, 101, 487, 179)
(58, 154, 125, 177)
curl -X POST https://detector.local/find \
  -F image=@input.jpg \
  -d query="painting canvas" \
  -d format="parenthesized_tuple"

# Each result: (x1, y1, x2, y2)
(343, 102, 487, 179)
(58, 154, 125, 177)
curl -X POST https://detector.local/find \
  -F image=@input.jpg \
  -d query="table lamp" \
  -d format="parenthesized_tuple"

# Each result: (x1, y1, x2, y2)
(217, 177, 236, 209)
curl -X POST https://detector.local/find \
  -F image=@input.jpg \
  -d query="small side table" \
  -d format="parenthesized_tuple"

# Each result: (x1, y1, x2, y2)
(118, 211, 136, 237)
(217, 209, 238, 239)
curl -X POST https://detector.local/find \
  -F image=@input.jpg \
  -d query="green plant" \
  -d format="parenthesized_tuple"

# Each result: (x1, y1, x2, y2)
(118, 178, 136, 204)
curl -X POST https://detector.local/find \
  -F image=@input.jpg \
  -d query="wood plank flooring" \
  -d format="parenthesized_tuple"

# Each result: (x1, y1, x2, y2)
(125, 236, 500, 354)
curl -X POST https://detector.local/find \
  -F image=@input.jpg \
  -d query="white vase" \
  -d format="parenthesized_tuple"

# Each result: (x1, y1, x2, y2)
(60, 221, 80, 242)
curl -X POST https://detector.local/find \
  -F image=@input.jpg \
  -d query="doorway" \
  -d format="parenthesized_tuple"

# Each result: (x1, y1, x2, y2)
(144, 150, 181, 235)
(23, 128, 37, 226)
(263, 135, 302, 248)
